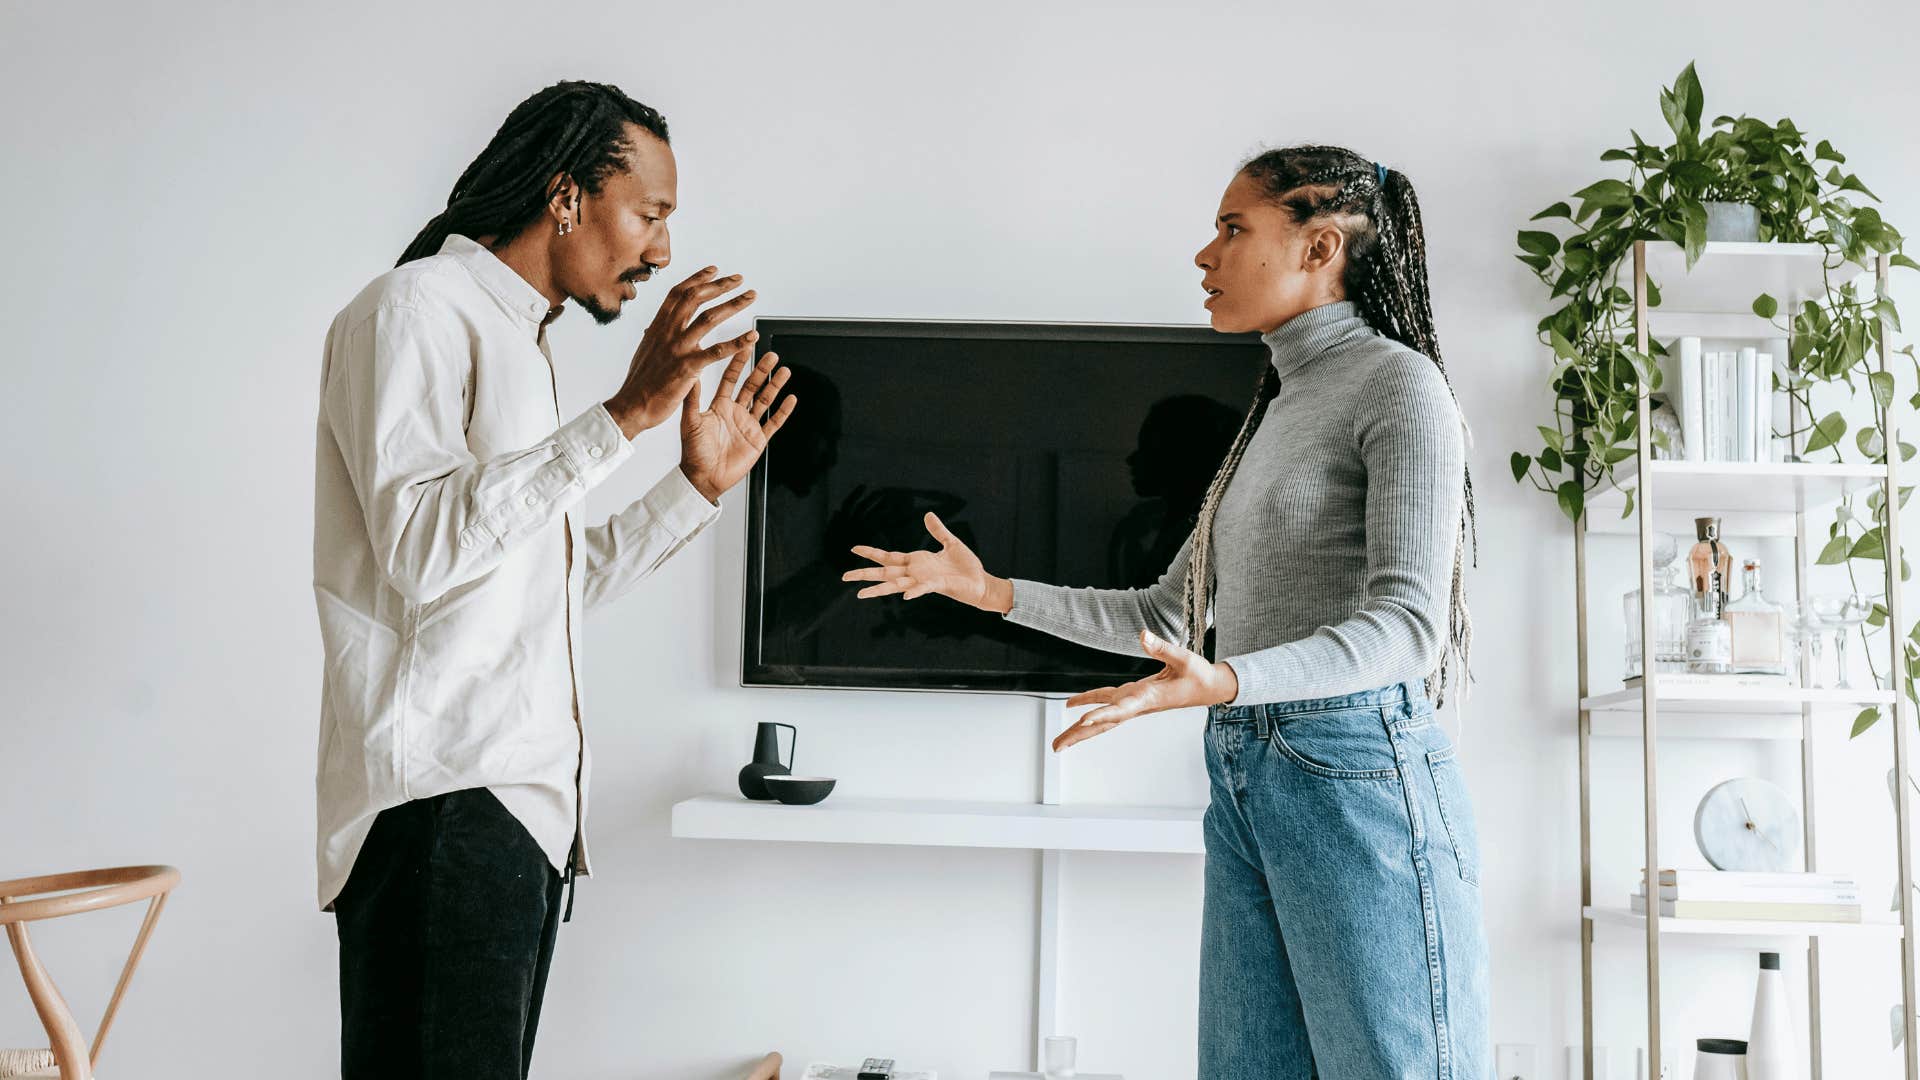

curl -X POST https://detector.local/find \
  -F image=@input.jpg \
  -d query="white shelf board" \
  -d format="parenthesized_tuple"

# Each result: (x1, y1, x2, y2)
(1615, 241, 1874, 315)
(1585, 904, 1901, 941)
(670, 794, 1205, 855)
(1581, 684, 1894, 716)
(1589, 712, 1804, 740)
(1585, 460, 1888, 536)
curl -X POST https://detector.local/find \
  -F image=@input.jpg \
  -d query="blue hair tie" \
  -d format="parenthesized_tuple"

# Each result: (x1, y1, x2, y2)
(1375, 162, 1388, 187)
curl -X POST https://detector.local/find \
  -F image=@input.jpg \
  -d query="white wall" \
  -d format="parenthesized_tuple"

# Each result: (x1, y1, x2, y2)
(3, 1, 1918, 1077)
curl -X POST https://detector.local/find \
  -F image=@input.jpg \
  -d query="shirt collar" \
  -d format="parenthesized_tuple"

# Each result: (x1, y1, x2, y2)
(1260, 300, 1373, 380)
(438, 233, 561, 326)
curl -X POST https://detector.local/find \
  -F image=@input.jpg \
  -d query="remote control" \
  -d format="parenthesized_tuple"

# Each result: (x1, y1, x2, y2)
(857, 1059, 894, 1080)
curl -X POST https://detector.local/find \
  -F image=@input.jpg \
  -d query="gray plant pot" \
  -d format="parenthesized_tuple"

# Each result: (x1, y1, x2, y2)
(1704, 201, 1761, 242)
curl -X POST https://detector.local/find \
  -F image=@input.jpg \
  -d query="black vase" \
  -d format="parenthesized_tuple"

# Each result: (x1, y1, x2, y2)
(737, 722, 796, 800)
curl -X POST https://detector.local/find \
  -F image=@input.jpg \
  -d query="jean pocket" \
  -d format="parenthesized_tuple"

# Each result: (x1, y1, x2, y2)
(1268, 706, 1401, 781)
(1426, 745, 1481, 886)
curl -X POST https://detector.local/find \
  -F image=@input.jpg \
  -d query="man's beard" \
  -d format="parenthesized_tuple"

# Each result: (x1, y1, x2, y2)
(574, 292, 623, 325)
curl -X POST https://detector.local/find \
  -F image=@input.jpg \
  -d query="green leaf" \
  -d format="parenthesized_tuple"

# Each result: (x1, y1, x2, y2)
(1571, 179, 1634, 221)
(1557, 480, 1585, 523)
(1621, 486, 1636, 520)
(1905, 442, 1917, 462)
(1547, 328, 1582, 363)
(1852, 527, 1887, 562)
(1677, 62, 1704, 133)
(1803, 411, 1848, 454)
(1852, 707, 1881, 738)
(1894, 253, 1920, 274)
(1858, 425, 1886, 460)
(1870, 602, 1890, 628)
(1537, 425, 1564, 452)
(1540, 446, 1564, 472)
(1605, 446, 1637, 464)
(1752, 293, 1779, 320)
(1872, 371, 1897, 412)
(1530, 202, 1574, 221)
(1816, 139, 1847, 164)
(1816, 534, 1852, 565)
(1680, 199, 1709, 267)
(1509, 452, 1531, 483)
(1518, 230, 1561, 258)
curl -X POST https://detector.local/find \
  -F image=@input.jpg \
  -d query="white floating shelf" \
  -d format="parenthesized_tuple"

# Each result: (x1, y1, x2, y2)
(670, 794, 1205, 855)
(1585, 904, 1902, 941)
(1581, 684, 1894, 716)
(1615, 241, 1874, 315)
(1589, 712, 1805, 741)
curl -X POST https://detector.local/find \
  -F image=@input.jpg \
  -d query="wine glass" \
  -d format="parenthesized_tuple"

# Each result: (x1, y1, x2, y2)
(1790, 603, 1828, 687)
(1834, 594, 1873, 691)
(1810, 594, 1867, 690)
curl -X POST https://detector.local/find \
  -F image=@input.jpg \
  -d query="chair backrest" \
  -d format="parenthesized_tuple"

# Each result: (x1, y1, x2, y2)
(0, 866, 180, 1080)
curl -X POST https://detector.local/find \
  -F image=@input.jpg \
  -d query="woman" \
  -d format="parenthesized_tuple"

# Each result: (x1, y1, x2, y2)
(843, 146, 1490, 1079)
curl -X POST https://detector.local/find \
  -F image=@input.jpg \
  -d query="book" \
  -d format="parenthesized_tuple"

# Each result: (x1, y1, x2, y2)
(1679, 336, 1705, 462)
(1754, 349, 1774, 462)
(1630, 894, 1862, 922)
(1737, 347, 1757, 462)
(1712, 349, 1728, 457)
(1645, 869, 1857, 886)
(806, 1067, 937, 1080)
(1640, 884, 1861, 904)
(1721, 350, 1739, 461)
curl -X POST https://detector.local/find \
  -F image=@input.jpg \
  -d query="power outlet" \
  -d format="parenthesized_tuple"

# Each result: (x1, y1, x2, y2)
(1497, 1043, 1537, 1079)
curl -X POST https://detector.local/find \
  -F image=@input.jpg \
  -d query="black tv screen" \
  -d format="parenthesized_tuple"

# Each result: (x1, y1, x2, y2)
(741, 318, 1269, 695)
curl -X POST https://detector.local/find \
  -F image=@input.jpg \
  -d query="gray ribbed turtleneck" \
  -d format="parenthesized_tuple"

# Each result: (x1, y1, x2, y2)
(1004, 300, 1466, 706)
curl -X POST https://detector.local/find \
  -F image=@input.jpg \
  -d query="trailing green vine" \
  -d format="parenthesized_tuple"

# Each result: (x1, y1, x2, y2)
(1510, 61, 1919, 734)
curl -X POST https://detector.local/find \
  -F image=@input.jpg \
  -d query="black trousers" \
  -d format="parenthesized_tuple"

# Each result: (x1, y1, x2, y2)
(334, 788, 566, 1079)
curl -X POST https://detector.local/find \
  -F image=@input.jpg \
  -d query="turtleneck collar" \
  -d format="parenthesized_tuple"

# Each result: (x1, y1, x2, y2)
(1259, 300, 1374, 380)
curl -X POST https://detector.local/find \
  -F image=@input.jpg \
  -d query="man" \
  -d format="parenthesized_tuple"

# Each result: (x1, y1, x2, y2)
(311, 80, 794, 1078)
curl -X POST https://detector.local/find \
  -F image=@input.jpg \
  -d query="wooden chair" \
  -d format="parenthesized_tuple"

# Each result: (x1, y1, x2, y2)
(0, 866, 180, 1079)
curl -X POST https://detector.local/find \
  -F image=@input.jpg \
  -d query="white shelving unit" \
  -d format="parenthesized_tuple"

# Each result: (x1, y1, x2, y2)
(1574, 241, 1915, 1080)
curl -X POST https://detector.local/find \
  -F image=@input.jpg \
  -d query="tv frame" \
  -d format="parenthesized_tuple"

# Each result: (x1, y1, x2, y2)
(738, 316, 1264, 698)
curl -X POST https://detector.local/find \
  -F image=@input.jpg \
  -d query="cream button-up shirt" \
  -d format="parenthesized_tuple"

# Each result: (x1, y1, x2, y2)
(312, 234, 718, 910)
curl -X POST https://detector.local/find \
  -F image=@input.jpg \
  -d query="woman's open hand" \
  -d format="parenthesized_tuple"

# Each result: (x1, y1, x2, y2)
(842, 512, 1011, 613)
(1052, 629, 1240, 751)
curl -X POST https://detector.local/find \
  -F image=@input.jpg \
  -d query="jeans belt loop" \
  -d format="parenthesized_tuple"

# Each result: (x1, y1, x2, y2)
(1253, 707, 1271, 742)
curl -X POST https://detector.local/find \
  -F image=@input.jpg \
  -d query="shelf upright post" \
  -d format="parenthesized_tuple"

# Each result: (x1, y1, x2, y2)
(1631, 240, 1665, 1075)
(1578, 460, 1595, 1080)
(1794, 447, 1824, 1077)
(1876, 252, 1920, 1077)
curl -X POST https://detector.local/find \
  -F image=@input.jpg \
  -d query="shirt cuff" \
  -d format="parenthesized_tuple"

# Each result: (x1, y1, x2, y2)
(643, 464, 723, 540)
(555, 403, 635, 488)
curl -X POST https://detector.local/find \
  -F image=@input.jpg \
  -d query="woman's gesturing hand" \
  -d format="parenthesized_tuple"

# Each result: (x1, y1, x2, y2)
(842, 512, 1012, 614)
(1051, 629, 1241, 751)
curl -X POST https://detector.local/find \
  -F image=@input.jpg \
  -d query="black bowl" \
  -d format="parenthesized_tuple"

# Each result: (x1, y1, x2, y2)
(763, 775, 836, 805)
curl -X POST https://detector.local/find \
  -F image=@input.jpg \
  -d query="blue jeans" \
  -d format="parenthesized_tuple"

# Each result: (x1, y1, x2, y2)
(1199, 682, 1492, 1079)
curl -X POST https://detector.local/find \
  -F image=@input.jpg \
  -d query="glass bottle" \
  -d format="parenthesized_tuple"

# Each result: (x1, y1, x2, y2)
(1687, 592, 1734, 674)
(1688, 516, 1734, 612)
(1723, 560, 1788, 676)
(1624, 534, 1691, 679)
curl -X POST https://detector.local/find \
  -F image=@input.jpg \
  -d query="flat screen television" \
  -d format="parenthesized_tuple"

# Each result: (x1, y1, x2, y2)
(740, 318, 1270, 695)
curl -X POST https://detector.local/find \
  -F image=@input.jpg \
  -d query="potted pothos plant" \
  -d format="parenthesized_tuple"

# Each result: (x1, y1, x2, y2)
(1512, 61, 1919, 735)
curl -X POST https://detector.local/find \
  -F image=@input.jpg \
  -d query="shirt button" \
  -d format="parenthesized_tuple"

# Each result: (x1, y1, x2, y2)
(588, 445, 603, 459)
(525, 494, 538, 506)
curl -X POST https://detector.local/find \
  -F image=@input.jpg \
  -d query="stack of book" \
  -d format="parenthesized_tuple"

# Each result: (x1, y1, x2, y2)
(1670, 336, 1787, 463)
(1633, 869, 1862, 922)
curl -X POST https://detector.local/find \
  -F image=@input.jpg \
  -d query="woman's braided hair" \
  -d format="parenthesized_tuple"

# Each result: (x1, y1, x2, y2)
(397, 80, 669, 266)
(1182, 145, 1476, 705)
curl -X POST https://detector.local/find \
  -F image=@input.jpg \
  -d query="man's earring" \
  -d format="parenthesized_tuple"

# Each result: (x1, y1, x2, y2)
(557, 218, 572, 237)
